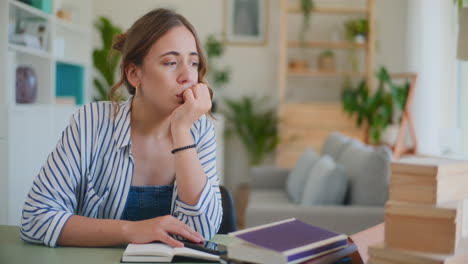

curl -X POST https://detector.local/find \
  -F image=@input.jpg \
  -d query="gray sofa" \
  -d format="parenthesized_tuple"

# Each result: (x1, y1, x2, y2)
(245, 132, 392, 235)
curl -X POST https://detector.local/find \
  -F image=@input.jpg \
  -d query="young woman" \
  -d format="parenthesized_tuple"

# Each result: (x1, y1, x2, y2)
(20, 8, 222, 248)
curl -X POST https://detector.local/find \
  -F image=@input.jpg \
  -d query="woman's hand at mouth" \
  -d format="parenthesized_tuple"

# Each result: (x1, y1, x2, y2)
(170, 83, 212, 133)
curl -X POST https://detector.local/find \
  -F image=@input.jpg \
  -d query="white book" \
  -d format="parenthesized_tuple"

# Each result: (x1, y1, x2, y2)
(121, 243, 219, 263)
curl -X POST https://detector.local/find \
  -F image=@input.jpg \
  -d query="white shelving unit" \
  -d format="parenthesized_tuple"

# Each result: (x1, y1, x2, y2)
(0, 0, 92, 225)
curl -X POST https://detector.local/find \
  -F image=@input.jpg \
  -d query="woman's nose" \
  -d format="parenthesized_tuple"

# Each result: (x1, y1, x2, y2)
(177, 63, 196, 84)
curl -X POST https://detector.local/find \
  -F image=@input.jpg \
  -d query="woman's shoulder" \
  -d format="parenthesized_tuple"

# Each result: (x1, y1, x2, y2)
(70, 101, 117, 128)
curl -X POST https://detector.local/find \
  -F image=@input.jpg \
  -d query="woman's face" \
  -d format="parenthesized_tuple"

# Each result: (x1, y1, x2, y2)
(138, 26, 199, 113)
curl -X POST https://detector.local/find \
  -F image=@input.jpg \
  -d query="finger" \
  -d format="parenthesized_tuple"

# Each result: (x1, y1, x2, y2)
(169, 228, 202, 243)
(198, 85, 212, 111)
(198, 84, 210, 99)
(168, 221, 203, 242)
(183, 226, 204, 242)
(160, 233, 184, 248)
(191, 85, 198, 99)
(183, 88, 195, 103)
(183, 225, 204, 241)
(168, 218, 205, 242)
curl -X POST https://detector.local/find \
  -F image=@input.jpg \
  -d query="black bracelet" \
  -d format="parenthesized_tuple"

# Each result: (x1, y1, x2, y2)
(171, 144, 197, 154)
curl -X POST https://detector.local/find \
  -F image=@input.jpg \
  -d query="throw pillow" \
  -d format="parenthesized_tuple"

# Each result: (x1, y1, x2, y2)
(321, 132, 353, 161)
(286, 148, 319, 203)
(337, 140, 392, 206)
(300, 155, 348, 206)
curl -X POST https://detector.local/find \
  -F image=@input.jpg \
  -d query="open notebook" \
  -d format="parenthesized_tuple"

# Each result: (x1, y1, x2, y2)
(121, 243, 219, 263)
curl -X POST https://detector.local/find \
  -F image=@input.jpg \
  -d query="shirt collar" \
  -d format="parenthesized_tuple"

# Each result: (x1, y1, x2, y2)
(113, 96, 133, 150)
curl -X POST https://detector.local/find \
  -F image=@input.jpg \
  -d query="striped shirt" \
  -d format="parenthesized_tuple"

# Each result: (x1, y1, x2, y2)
(20, 97, 222, 247)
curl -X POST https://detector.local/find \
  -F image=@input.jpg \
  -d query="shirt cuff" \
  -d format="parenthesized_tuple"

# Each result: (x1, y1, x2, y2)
(44, 211, 74, 247)
(174, 180, 214, 217)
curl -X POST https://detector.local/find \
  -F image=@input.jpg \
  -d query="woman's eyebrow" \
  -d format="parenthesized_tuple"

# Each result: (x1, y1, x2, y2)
(159, 51, 199, 58)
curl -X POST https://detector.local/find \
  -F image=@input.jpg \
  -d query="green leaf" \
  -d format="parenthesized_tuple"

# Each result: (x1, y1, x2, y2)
(222, 96, 279, 166)
(205, 35, 224, 58)
(341, 65, 411, 144)
(93, 78, 108, 101)
(92, 16, 123, 102)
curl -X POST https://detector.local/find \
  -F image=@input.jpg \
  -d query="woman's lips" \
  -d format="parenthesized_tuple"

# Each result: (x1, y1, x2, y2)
(176, 94, 184, 103)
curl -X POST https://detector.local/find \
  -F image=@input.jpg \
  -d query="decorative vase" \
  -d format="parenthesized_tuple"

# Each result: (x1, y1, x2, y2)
(16, 66, 37, 104)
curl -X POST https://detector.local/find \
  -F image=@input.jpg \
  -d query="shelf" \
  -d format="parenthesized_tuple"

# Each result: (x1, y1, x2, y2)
(8, 43, 52, 59)
(9, 0, 52, 20)
(55, 57, 89, 67)
(9, 103, 54, 111)
(288, 41, 366, 49)
(288, 70, 416, 80)
(55, 18, 90, 35)
(388, 73, 416, 79)
(288, 70, 366, 77)
(288, 7, 368, 14)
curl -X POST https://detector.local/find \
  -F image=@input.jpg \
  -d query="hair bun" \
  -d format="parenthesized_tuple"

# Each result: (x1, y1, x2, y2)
(112, 32, 128, 52)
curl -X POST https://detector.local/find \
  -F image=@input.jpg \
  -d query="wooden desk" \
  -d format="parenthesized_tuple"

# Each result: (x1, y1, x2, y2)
(0, 224, 383, 264)
(0, 225, 229, 264)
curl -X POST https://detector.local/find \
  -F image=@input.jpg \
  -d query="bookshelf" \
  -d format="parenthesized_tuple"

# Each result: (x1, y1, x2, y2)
(276, 0, 375, 168)
(0, 0, 92, 225)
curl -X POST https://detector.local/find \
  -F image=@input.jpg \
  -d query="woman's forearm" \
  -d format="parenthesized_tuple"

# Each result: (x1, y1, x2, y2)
(171, 128, 208, 205)
(57, 215, 133, 247)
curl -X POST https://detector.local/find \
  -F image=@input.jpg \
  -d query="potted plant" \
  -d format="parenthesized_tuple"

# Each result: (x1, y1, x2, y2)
(204, 34, 230, 112)
(223, 96, 280, 166)
(341, 66, 410, 144)
(344, 18, 368, 44)
(93, 17, 123, 101)
(344, 18, 368, 72)
(317, 49, 336, 72)
(289, 0, 315, 71)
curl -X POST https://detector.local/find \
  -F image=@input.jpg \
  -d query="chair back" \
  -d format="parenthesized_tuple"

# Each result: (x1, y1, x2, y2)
(218, 185, 237, 234)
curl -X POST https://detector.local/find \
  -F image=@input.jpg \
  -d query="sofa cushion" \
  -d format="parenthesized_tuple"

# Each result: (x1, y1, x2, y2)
(337, 140, 392, 206)
(321, 132, 353, 161)
(300, 155, 348, 206)
(286, 148, 319, 203)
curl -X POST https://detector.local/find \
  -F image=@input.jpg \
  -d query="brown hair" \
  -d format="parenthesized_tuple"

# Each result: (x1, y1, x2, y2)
(109, 8, 213, 118)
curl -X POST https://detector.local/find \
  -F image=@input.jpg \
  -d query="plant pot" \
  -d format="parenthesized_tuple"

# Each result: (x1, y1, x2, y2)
(288, 59, 308, 71)
(317, 56, 336, 72)
(354, 34, 366, 44)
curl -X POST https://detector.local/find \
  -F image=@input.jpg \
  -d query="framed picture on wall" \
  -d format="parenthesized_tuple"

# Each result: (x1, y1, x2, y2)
(223, 0, 269, 45)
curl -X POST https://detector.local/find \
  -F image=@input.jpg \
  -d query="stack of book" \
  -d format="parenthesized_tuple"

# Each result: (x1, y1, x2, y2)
(225, 218, 357, 264)
(367, 157, 468, 264)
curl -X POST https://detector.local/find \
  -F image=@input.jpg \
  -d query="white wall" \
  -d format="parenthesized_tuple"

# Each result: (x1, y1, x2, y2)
(0, 138, 7, 224)
(460, 61, 468, 156)
(93, 0, 409, 192)
(406, 0, 460, 157)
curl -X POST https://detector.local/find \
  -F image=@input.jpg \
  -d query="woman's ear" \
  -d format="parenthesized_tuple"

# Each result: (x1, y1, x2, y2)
(125, 63, 141, 88)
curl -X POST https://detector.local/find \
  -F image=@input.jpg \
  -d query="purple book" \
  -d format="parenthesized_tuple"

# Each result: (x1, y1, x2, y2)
(227, 218, 348, 264)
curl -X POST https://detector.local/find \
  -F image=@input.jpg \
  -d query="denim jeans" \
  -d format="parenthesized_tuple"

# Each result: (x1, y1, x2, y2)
(121, 185, 174, 221)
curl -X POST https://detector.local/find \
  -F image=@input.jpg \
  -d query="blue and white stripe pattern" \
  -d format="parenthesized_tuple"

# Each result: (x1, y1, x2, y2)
(20, 97, 222, 247)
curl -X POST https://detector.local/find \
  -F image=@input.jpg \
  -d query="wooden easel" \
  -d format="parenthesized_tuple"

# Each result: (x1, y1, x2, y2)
(391, 73, 418, 160)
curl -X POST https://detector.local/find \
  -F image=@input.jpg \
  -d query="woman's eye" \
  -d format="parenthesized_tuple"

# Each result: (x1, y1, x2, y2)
(192, 62, 199, 67)
(163, 62, 176, 66)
